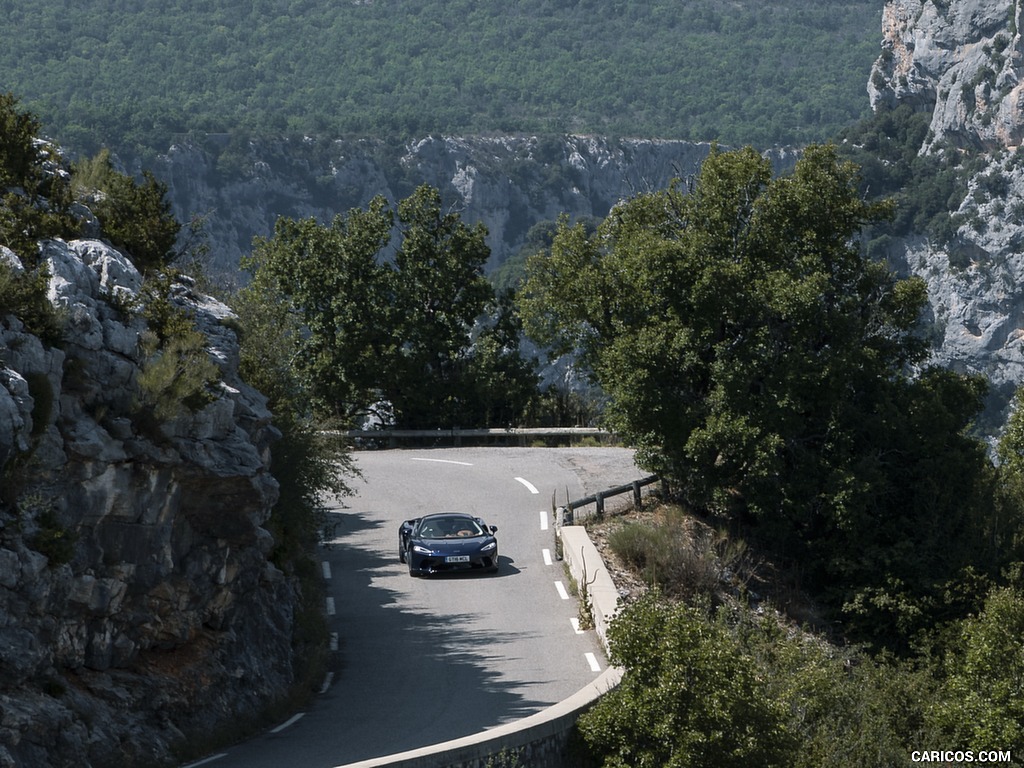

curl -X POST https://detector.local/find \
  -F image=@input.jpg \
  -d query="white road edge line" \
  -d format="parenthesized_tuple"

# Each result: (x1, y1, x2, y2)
(585, 652, 601, 672)
(271, 713, 305, 734)
(410, 458, 474, 466)
(555, 581, 570, 600)
(542, 548, 553, 566)
(515, 477, 539, 494)
(181, 755, 227, 768)
(539, 509, 549, 531)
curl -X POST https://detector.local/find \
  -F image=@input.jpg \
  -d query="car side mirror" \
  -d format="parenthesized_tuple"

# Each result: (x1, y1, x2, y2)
(490, 525, 498, 534)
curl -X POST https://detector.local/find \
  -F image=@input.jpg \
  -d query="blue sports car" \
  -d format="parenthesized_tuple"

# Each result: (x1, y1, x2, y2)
(398, 512, 499, 576)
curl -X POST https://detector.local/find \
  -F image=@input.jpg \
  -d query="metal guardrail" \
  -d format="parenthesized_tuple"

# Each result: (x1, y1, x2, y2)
(346, 426, 612, 448)
(558, 474, 661, 525)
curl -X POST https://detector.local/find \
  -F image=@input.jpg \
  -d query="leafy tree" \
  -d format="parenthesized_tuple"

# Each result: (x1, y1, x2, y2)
(232, 276, 355, 562)
(0, 93, 78, 263)
(577, 594, 795, 767)
(74, 149, 180, 272)
(522, 145, 995, 646)
(246, 184, 538, 428)
(930, 582, 1024, 755)
(386, 185, 497, 428)
(244, 196, 395, 422)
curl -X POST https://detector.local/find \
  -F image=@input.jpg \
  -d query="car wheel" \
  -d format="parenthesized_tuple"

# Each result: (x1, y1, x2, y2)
(399, 544, 406, 564)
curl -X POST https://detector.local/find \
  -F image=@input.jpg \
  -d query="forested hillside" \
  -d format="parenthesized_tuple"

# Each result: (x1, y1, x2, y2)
(1, 0, 880, 153)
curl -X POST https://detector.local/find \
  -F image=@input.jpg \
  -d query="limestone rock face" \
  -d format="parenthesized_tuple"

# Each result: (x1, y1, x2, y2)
(0, 239, 294, 767)
(147, 134, 796, 277)
(870, 0, 1024, 152)
(868, 0, 1024, 426)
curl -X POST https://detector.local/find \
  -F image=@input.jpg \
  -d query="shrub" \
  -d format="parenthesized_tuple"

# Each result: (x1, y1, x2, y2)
(75, 149, 180, 272)
(606, 507, 722, 599)
(0, 261, 64, 346)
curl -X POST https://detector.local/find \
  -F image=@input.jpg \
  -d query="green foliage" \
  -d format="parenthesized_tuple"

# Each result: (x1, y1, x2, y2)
(930, 583, 1024, 755)
(578, 594, 795, 767)
(233, 274, 355, 562)
(578, 592, 942, 768)
(606, 510, 722, 600)
(0, 261, 64, 346)
(134, 273, 219, 423)
(246, 184, 538, 429)
(2, 1, 879, 151)
(523, 145, 999, 650)
(0, 93, 78, 263)
(75, 149, 180, 272)
(837, 103, 987, 246)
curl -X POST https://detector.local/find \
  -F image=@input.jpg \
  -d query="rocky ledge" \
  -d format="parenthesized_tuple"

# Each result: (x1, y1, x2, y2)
(0, 239, 298, 767)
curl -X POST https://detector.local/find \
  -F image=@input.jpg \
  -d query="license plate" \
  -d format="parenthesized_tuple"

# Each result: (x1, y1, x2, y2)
(445, 555, 471, 563)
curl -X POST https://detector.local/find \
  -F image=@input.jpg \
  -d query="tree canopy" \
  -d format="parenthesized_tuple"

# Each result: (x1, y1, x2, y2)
(244, 184, 538, 428)
(1, 0, 880, 153)
(522, 145, 1002, 642)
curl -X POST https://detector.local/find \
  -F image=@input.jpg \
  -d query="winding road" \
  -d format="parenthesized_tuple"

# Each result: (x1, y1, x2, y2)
(186, 446, 637, 768)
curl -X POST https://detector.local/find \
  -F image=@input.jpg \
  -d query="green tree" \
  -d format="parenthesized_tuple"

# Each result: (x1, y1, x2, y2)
(244, 197, 395, 422)
(931, 583, 1024, 755)
(0, 93, 77, 263)
(74, 149, 180, 272)
(386, 185, 497, 428)
(578, 594, 795, 767)
(522, 145, 994, 646)
(232, 276, 355, 561)
(246, 185, 538, 428)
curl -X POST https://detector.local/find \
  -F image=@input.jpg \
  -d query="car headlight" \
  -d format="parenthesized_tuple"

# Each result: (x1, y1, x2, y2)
(412, 545, 432, 554)
(480, 541, 496, 552)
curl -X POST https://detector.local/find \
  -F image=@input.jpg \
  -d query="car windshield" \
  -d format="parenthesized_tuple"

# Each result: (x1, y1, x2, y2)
(418, 517, 484, 539)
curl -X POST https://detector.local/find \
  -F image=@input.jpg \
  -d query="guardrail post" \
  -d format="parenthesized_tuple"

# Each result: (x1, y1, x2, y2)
(595, 492, 605, 518)
(632, 480, 642, 509)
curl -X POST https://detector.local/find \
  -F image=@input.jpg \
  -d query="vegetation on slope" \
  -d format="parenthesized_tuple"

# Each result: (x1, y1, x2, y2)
(1, 0, 879, 153)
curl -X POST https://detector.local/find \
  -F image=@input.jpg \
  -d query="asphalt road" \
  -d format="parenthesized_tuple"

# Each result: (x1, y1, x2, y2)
(187, 446, 639, 768)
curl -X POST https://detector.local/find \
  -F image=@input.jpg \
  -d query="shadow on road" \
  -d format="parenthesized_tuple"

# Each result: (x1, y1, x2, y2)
(317, 508, 549, 765)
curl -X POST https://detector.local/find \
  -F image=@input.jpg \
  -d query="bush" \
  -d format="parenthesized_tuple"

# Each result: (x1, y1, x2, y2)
(0, 261, 64, 346)
(75, 149, 180, 272)
(605, 507, 728, 600)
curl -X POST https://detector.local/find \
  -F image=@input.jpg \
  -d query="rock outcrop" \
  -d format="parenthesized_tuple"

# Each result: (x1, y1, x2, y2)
(869, 0, 1024, 426)
(144, 134, 797, 279)
(0, 236, 298, 766)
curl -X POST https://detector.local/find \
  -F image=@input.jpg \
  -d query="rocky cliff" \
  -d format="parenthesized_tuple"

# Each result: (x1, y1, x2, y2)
(144, 134, 798, 280)
(870, 0, 1024, 425)
(0, 235, 299, 766)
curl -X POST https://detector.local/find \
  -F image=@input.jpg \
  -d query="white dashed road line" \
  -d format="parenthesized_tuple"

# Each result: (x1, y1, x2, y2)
(322, 561, 332, 580)
(585, 652, 602, 672)
(554, 581, 570, 600)
(542, 548, 553, 566)
(514, 477, 539, 494)
(325, 597, 336, 616)
(181, 755, 226, 768)
(570, 617, 584, 634)
(539, 509, 549, 531)
(270, 713, 305, 734)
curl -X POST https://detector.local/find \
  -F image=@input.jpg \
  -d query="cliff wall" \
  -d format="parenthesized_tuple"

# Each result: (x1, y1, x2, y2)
(870, 0, 1024, 424)
(0, 236, 298, 766)
(146, 135, 797, 279)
